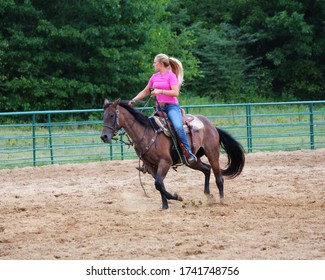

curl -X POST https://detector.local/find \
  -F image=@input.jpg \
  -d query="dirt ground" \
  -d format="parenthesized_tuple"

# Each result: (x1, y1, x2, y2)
(0, 149, 324, 260)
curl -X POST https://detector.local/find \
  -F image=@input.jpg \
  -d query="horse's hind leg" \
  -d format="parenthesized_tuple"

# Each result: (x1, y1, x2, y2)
(189, 159, 218, 205)
(216, 173, 224, 202)
(188, 159, 212, 195)
(207, 157, 225, 203)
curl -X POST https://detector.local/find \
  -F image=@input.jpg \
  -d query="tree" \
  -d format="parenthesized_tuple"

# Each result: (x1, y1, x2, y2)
(167, 0, 265, 102)
(231, 0, 325, 100)
(0, 0, 200, 111)
(168, 0, 325, 101)
(1, 0, 324, 112)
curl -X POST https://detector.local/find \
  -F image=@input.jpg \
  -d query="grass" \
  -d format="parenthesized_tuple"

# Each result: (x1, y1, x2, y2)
(0, 124, 134, 169)
(1, 101, 325, 169)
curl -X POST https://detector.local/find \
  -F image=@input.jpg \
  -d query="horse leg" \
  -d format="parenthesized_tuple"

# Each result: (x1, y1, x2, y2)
(144, 164, 169, 208)
(155, 174, 182, 209)
(216, 173, 224, 202)
(159, 192, 169, 210)
(144, 162, 179, 209)
(188, 159, 217, 205)
(188, 159, 212, 194)
(213, 162, 224, 203)
(206, 156, 225, 204)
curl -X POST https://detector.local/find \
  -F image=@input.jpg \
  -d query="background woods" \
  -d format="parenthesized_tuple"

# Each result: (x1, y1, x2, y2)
(0, 0, 324, 112)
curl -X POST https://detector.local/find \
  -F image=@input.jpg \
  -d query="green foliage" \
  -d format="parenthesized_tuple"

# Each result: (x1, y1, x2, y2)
(1, 0, 199, 112)
(169, 0, 325, 102)
(0, 0, 324, 114)
(188, 23, 263, 102)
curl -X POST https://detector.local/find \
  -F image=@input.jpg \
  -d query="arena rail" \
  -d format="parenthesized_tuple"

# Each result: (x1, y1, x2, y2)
(0, 100, 324, 169)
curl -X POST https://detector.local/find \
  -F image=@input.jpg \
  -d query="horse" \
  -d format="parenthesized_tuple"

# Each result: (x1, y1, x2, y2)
(100, 98, 245, 209)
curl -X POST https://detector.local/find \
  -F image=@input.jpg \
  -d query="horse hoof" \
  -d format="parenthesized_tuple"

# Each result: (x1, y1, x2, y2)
(206, 194, 217, 205)
(174, 193, 183, 201)
(220, 198, 228, 206)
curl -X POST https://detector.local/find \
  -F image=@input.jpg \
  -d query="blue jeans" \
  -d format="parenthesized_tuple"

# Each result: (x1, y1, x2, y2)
(159, 104, 193, 155)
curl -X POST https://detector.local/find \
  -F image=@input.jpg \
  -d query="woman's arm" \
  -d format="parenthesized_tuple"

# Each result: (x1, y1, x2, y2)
(131, 83, 152, 102)
(151, 84, 179, 97)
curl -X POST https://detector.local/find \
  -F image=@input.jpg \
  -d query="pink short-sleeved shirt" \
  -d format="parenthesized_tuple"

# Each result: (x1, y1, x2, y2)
(148, 70, 179, 104)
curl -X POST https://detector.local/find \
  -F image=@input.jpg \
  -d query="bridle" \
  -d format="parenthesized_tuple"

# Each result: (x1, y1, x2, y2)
(103, 106, 119, 135)
(103, 105, 133, 146)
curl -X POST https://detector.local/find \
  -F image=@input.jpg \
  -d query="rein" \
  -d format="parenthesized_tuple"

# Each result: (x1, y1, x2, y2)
(155, 100, 184, 165)
(111, 129, 133, 147)
(134, 96, 155, 198)
(139, 96, 153, 112)
(103, 100, 154, 196)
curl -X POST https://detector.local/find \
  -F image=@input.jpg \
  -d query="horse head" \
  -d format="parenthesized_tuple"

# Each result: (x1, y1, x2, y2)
(100, 98, 121, 143)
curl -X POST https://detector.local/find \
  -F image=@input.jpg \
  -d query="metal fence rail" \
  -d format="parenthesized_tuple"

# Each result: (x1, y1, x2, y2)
(1, 100, 324, 169)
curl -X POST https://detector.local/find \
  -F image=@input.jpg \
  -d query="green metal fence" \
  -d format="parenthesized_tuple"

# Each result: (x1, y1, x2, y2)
(1, 100, 324, 169)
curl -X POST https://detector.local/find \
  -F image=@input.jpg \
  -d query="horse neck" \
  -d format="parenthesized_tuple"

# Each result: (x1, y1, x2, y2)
(118, 106, 153, 143)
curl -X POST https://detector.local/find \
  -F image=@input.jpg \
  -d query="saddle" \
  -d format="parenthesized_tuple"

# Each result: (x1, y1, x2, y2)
(150, 110, 204, 155)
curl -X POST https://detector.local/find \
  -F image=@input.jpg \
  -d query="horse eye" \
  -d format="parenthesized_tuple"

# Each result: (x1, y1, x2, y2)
(109, 114, 115, 118)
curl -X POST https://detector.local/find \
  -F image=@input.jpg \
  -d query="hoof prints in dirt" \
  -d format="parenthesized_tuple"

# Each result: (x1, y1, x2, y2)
(0, 149, 324, 259)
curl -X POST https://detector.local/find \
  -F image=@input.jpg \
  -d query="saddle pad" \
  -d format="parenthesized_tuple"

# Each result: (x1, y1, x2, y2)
(152, 114, 204, 137)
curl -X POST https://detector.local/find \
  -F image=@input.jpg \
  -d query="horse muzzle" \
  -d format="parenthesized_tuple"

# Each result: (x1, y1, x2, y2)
(100, 133, 112, 143)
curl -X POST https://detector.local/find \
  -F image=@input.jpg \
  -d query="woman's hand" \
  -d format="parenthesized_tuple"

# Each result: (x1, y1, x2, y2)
(151, 88, 163, 97)
(128, 99, 136, 106)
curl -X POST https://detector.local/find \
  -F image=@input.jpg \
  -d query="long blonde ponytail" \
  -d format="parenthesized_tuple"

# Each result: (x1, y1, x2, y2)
(169, 57, 184, 88)
(155, 54, 184, 88)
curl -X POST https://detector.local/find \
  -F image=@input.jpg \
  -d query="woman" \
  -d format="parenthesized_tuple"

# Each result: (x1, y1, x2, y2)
(130, 53, 197, 165)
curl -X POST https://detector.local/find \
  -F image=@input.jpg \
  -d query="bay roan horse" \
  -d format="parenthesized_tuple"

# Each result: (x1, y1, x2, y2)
(101, 98, 245, 209)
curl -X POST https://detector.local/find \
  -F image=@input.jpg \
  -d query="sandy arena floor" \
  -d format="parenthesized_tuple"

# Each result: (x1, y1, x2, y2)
(0, 149, 324, 259)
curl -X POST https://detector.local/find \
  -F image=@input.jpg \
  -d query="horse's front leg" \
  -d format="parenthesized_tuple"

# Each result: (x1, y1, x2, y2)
(160, 192, 169, 210)
(142, 163, 171, 208)
(155, 174, 182, 210)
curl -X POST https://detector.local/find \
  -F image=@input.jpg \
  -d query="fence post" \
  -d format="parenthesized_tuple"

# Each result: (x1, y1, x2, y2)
(246, 104, 253, 152)
(120, 134, 124, 160)
(309, 103, 315, 150)
(32, 114, 36, 166)
(47, 114, 54, 164)
(109, 143, 113, 160)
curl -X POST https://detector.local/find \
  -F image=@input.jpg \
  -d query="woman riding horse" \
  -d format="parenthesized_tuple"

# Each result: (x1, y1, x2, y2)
(101, 98, 245, 210)
(129, 53, 197, 165)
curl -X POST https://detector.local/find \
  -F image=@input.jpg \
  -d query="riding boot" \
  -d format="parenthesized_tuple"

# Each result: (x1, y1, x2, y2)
(179, 142, 197, 165)
(187, 153, 197, 164)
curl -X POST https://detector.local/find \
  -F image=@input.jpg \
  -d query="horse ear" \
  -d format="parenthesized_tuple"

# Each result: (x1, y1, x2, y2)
(104, 99, 110, 106)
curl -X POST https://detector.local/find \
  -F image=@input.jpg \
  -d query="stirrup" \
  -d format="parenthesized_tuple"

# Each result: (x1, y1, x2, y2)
(184, 154, 197, 165)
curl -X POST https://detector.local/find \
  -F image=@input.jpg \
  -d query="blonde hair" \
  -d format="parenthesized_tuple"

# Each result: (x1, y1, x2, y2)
(155, 54, 184, 87)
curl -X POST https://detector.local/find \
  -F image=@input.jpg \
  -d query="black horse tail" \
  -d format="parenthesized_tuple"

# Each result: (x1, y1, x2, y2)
(217, 127, 245, 178)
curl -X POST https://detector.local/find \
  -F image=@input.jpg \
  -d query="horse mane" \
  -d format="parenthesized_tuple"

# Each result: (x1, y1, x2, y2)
(118, 100, 152, 129)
